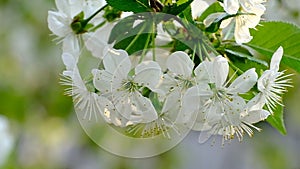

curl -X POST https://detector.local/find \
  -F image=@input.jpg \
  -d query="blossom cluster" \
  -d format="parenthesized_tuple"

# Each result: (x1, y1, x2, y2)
(48, 0, 292, 145)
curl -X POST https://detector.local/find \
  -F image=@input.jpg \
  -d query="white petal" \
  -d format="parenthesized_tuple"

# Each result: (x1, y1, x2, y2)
(224, 0, 239, 14)
(47, 11, 71, 37)
(213, 56, 229, 87)
(243, 109, 270, 124)
(84, 23, 114, 58)
(156, 74, 178, 95)
(180, 86, 201, 123)
(234, 22, 252, 44)
(131, 93, 158, 123)
(191, 0, 209, 19)
(145, 49, 170, 72)
(134, 61, 162, 89)
(181, 84, 212, 123)
(103, 49, 131, 79)
(114, 92, 158, 123)
(92, 69, 112, 93)
(96, 95, 126, 127)
(257, 70, 272, 92)
(166, 51, 194, 78)
(224, 96, 246, 125)
(161, 88, 182, 119)
(194, 60, 211, 84)
(246, 93, 265, 111)
(62, 35, 80, 55)
(83, 0, 106, 17)
(62, 52, 77, 70)
(270, 46, 283, 72)
(227, 68, 258, 94)
(198, 122, 219, 144)
(72, 67, 86, 90)
(240, 1, 266, 16)
(55, 0, 71, 16)
(220, 17, 233, 29)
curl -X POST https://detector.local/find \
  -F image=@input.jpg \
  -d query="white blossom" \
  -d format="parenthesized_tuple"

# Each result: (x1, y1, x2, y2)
(61, 52, 125, 126)
(204, 0, 266, 44)
(92, 49, 162, 124)
(198, 94, 270, 144)
(48, 0, 105, 55)
(157, 51, 195, 122)
(182, 56, 259, 143)
(257, 46, 292, 114)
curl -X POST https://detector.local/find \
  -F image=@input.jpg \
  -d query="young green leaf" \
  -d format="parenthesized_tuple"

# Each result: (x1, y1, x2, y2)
(162, 0, 193, 15)
(266, 105, 287, 135)
(106, 0, 151, 13)
(247, 21, 300, 73)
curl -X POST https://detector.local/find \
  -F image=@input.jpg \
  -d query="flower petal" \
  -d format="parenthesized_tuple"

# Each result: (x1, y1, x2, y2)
(270, 46, 283, 72)
(92, 69, 112, 93)
(224, 0, 239, 14)
(47, 11, 71, 37)
(194, 60, 211, 84)
(63, 34, 80, 55)
(243, 109, 270, 124)
(114, 92, 158, 123)
(96, 95, 126, 127)
(191, 0, 209, 19)
(62, 52, 77, 70)
(84, 23, 114, 58)
(103, 49, 131, 79)
(234, 22, 252, 44)
(134, 61, 162, 90)
(161, 88, 182, 120)
(227, 68, 258, 94)
(213, 56, 229, 87)
(166, 51, 194, 78)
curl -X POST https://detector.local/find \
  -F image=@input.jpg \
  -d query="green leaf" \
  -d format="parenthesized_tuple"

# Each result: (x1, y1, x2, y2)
(267, 105, 287, 135)
(225, 49, 268, 67)
(198, 1, 224, 21)
(162, 0, 193, 15)
(178, 5, 193, 23)
(113, 21, 154, 55)
(106, 0, 151, 13)
(108, 15, 137, 43)
(247, 21, 300, 73)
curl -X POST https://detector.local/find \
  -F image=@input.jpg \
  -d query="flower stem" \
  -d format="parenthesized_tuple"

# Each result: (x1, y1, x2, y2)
(83, 4, 109, 25)
(125, 23, 147, 52)
(140, 32, 152, 63)
(151, 22, 156, 61)
(192, 44, 196, 62)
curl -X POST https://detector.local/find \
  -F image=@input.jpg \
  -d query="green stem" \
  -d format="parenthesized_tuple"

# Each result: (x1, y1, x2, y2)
(192, 44, 196, 62)
(139, 32, 152, 63)
(151, 22, 156, 61)
(203, 42, 214, 61)
(228, 61, 244, 74)
(197, 42, 203, 62)
(83, 4, 109, 26)
(125, 23, 147, 52)
(90, 20, 107, 32)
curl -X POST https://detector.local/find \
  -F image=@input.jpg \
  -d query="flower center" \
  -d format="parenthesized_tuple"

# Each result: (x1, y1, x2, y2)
(122, 80, 139, 92)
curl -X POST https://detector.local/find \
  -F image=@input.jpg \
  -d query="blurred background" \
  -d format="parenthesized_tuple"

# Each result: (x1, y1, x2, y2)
(0, 0, 299, 169)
